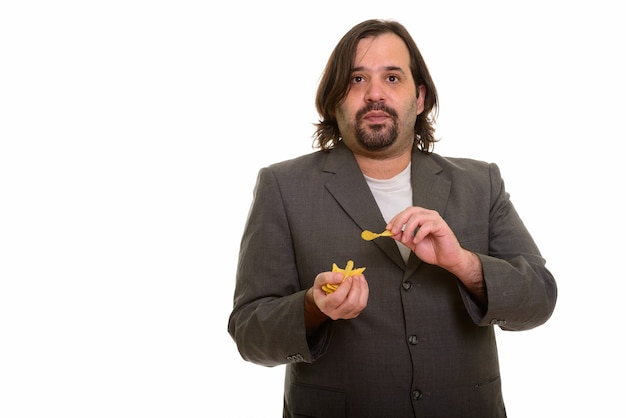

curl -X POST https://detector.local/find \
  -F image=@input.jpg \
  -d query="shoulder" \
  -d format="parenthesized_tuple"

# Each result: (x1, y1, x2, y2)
(426, 152, 503, 182)
(265, 150, 328, 173)
(262, 142, 356, 178)
(429, 153, 491, 172)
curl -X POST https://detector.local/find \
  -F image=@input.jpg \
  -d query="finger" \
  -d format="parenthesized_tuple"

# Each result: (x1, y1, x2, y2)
(328, 274, 353, 300)
(401, 217, 423, 243)
(343, 275, 368, 317)
(387, 206, 415, 232)
(350, 276, 368, 317)
(411, 221, 432, 243)
(356, 275, 369, 308)
(335, 276, 358, 308)
(412, 215, 449, 243)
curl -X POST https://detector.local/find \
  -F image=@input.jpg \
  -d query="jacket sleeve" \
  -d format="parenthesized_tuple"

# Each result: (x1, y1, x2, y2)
(227, 167, 320, 367)
(460, 163, 558, 330)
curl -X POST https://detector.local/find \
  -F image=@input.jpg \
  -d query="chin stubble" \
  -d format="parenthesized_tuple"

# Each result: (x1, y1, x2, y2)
(355, 103, 399, 151)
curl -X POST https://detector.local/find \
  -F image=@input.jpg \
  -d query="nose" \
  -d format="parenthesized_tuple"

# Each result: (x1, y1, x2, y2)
(365, 79, 385, 103)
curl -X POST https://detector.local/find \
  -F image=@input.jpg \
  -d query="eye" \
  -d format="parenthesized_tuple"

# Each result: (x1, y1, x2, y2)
(351, 75, 365, 84)
(387, 75, 399, 83)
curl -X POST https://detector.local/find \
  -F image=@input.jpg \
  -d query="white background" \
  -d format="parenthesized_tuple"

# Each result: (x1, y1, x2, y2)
(1, 1, 624, 417)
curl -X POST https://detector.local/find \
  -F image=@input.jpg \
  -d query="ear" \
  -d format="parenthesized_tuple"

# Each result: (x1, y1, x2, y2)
(416, 85, 426, 115)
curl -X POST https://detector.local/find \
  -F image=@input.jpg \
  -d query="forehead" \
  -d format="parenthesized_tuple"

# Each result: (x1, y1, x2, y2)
(353, 33, 411, 69)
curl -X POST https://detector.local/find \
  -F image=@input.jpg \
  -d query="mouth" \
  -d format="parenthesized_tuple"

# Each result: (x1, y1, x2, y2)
(362, 110, 390, 124)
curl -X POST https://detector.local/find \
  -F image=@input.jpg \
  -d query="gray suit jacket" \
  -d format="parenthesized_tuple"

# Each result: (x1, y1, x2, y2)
(228, 142, 557, 418)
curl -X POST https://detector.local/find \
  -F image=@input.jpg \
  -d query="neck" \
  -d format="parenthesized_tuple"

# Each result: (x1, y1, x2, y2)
(355, 149, 411, 179)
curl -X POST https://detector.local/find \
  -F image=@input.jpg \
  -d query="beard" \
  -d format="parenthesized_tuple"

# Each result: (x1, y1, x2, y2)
(354, 103, 399, 151)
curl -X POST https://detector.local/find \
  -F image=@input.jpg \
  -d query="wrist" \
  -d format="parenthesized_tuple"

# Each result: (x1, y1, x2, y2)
(454, 250, 486, 304)
(304, 288, 328, 337)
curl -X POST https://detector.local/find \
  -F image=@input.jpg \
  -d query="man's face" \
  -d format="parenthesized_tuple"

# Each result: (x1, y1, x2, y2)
(336, 33, 425, 156)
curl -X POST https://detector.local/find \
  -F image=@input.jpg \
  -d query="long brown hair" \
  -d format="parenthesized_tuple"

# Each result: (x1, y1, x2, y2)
(313, 19, 439, 153)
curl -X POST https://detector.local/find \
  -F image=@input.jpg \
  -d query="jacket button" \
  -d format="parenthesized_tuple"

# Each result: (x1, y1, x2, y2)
(408, 335, 419, 345)
(402, 281, 412, 291)
(411, 389, 423, 400)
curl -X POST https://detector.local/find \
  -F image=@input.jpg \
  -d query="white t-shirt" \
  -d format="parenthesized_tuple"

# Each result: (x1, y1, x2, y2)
(364, 163, 412, 263)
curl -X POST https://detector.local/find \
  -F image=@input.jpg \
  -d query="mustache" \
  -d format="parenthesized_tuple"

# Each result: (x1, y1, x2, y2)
(356, 102, 398, 120)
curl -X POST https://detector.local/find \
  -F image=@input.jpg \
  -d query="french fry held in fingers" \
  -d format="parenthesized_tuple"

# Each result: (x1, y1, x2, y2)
(322, 260, 366, 295)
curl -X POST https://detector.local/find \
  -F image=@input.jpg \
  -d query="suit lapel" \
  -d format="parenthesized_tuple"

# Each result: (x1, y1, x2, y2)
(411, 151, 450, 215)
(405, 150, 451, 274)
(323, 143, 452, 272)
(323, 143, 406, 269)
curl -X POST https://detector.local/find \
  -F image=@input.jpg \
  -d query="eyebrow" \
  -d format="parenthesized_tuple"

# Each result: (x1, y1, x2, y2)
(351, 65, 406, 73)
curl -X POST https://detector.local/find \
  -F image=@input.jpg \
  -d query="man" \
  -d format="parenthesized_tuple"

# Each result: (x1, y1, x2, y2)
(228, 19, 557, 418)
